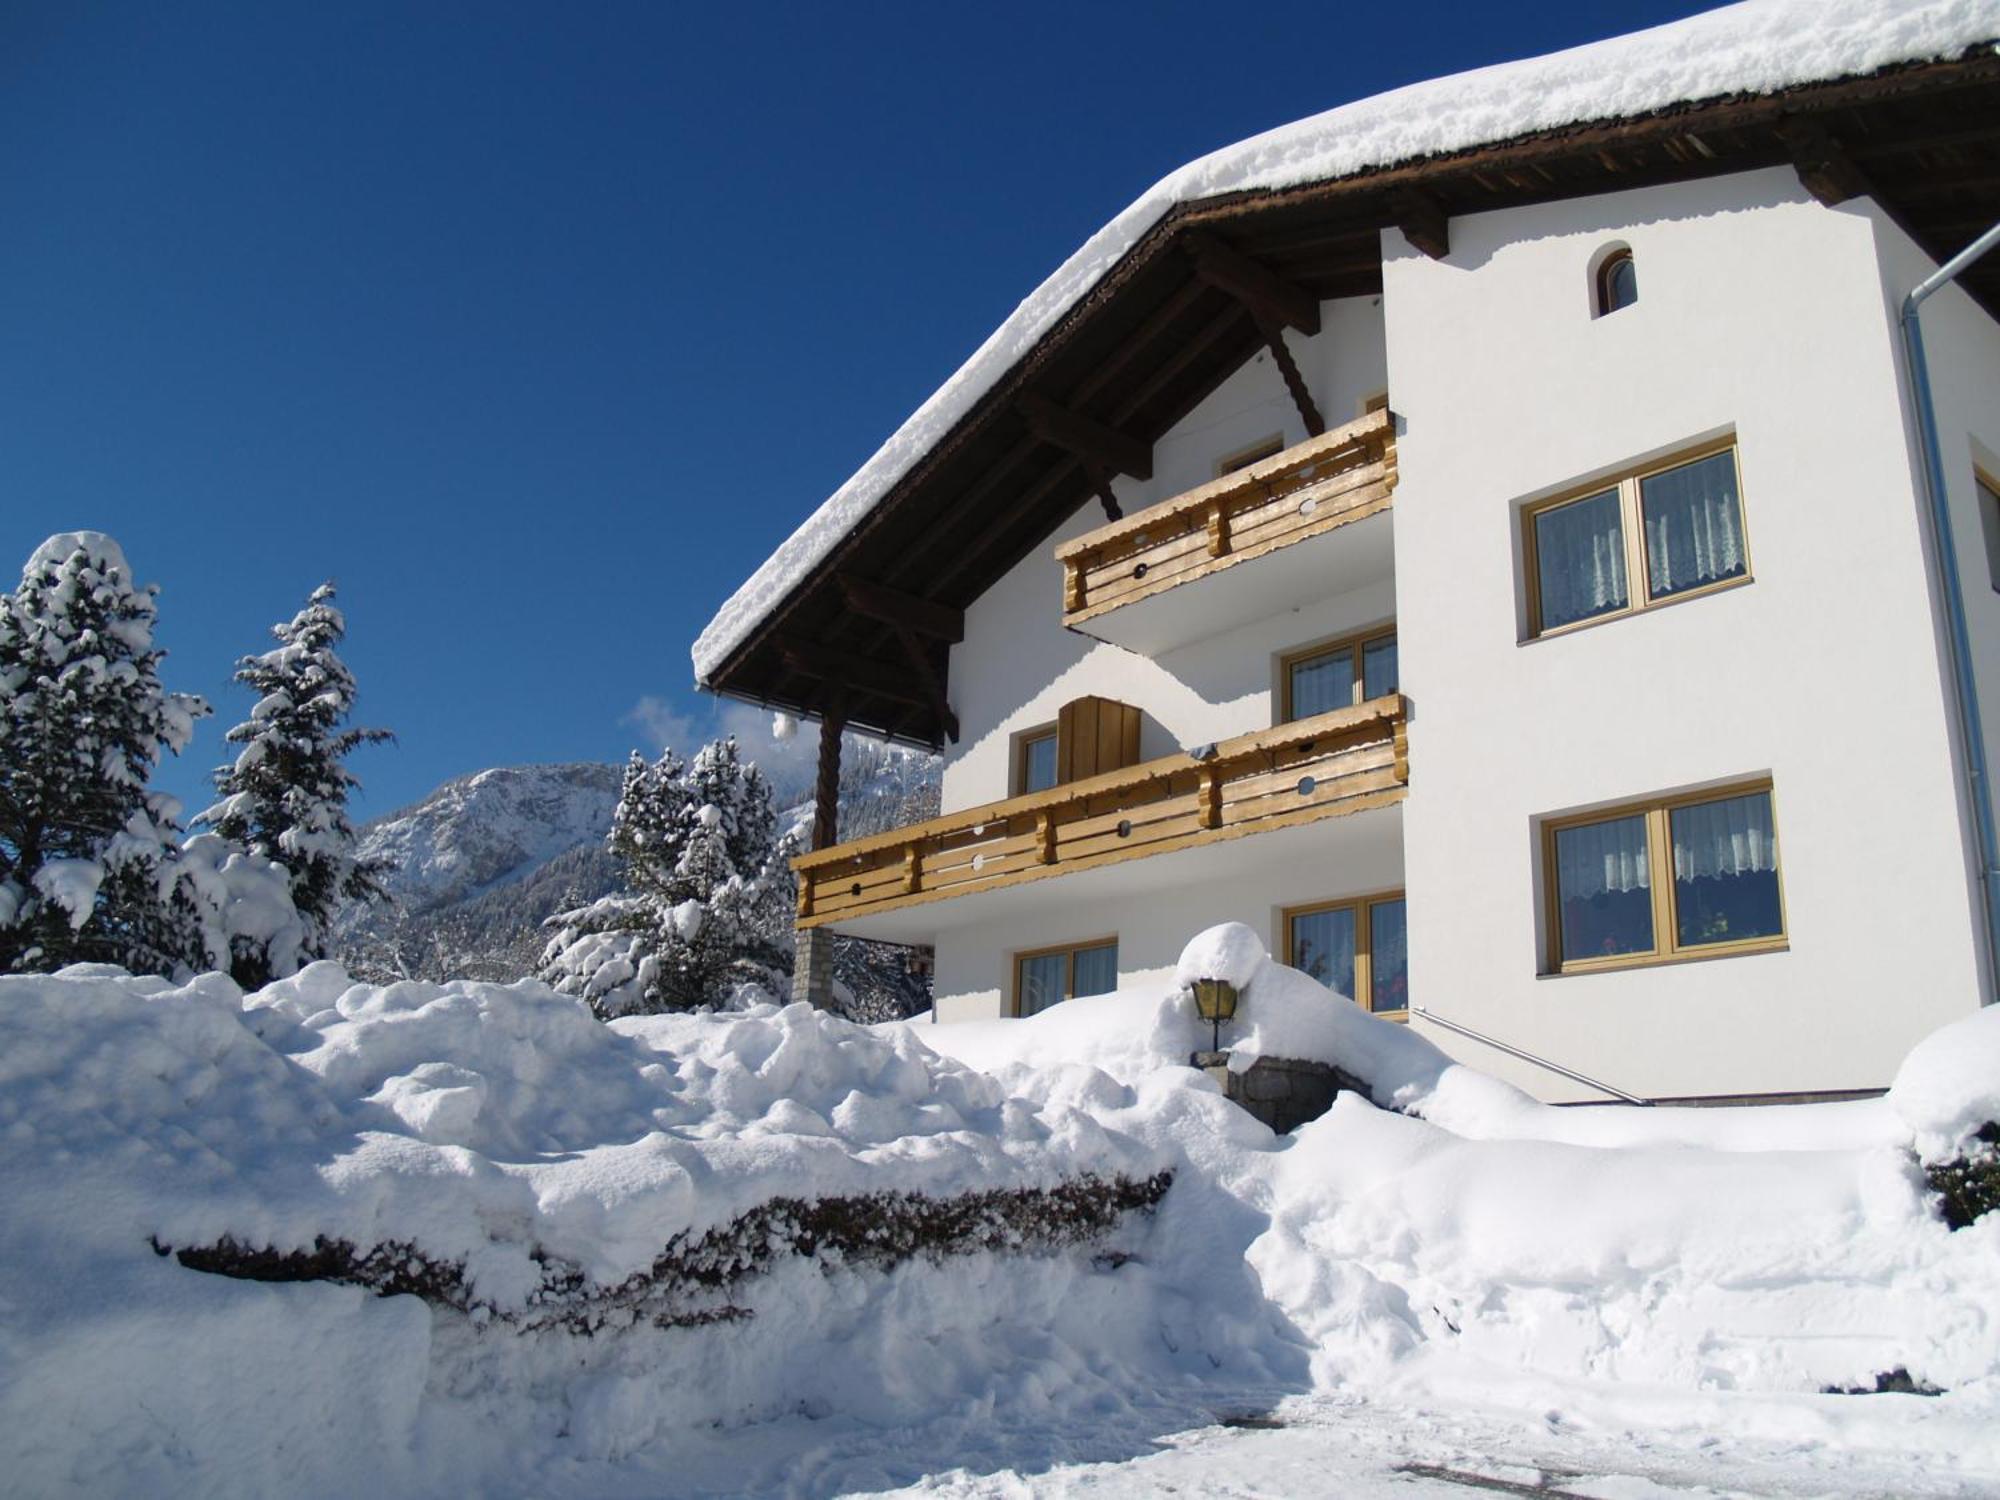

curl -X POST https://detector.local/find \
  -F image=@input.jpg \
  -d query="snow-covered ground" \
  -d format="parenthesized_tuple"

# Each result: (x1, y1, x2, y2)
(1, 925, 1995, 1498)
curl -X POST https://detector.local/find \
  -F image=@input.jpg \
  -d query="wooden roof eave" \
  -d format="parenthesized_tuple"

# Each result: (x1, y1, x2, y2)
(700, 50, 2000, 738)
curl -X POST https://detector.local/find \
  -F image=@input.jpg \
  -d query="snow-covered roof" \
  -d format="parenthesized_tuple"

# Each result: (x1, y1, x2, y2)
(692, 0, 2000, 687)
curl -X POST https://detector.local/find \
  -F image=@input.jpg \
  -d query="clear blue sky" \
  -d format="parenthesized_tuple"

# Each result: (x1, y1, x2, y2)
(0, 0, 1712, 820)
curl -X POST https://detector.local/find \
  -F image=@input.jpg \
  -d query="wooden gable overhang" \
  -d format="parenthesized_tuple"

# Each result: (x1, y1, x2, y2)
(704, 52, 2000, 751)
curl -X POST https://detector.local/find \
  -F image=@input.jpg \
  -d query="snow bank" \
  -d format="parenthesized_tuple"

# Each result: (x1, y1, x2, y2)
(692, 0, 2000, 681)
(4, 930, 1999, 1495)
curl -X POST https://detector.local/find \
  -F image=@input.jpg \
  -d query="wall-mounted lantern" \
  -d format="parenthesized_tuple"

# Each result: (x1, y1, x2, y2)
(1190, 977, 1239, 1053)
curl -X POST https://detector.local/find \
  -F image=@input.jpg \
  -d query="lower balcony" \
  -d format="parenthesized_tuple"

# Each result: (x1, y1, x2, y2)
(794, 696, 1408, 938)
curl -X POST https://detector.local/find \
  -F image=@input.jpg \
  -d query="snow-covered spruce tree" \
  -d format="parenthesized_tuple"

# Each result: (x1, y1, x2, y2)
(198, 583, 391, 985)
(0, 533, 211, 975)
(539, 738, 795, 1018)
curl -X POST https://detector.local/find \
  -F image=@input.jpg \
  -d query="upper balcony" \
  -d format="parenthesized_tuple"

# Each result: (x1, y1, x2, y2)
(1054, 408, 1397, 655)
(794, 695, 1407, 941)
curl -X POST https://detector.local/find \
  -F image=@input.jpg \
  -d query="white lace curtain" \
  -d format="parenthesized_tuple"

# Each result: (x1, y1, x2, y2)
(1536, 489, 1627, 629)
(1642, 451, 1744, 598)
(1670, 792, 1777, 883)
(1555, 813, 1650, 900)
(1557, 793, 1776, 900)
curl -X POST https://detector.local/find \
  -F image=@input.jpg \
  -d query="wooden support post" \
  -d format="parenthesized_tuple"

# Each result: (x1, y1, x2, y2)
(1206, 504, 1232, 559)
(1392, 716, 1410, 784)
(903, 843, 924, 895)
(1200, 764, 1223, 829)
(811, 700, 845, 851)
(1036, 808, 1058, 865)
(792, 698, 846, 1011)
(1064, 561, 1088, 615)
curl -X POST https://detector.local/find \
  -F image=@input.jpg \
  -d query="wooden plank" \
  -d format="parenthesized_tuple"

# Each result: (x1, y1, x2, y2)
(796, 783, 1410, 929)
(1054, 409, 1391, 561)
(792, 697, 1403, 870)
(1065, 488, 1393, 626)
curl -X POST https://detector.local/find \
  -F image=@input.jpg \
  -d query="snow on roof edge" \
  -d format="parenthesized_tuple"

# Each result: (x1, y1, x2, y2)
(692, 0, 2000, 687)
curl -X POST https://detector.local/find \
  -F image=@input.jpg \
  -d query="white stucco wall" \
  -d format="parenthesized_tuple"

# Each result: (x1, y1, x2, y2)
(1388, 167, 1984, 1101)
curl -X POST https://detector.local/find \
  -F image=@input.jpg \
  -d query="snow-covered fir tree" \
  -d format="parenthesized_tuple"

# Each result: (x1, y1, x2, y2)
(198, 583, 391, 984)
(0, 533, 212, 975)
(539, 738, 795, 1017)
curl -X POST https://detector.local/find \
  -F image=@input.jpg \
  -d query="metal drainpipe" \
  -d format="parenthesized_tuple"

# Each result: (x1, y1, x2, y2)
(1900, 219, 2000, 1006)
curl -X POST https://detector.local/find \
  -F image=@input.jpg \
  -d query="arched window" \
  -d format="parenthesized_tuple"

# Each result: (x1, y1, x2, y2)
(1594, 246, 1638, 316)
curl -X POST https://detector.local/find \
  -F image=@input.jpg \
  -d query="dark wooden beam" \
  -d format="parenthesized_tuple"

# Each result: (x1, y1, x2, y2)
(836, 574, 964, 642)
(1255, 314, 1325, 437)
(1184, 232, 1321, 333)
(1390, 188, 1450, 259)
(1084, 462, 1123, 522)
(777, 639, 930, 711)
(1776, 117, 1870, 206)
(887, 623, 959, 743)
(1015, 391, 1153, 480)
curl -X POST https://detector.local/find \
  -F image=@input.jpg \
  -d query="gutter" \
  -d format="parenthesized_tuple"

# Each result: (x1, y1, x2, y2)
(1899, 219, 2000, 1006)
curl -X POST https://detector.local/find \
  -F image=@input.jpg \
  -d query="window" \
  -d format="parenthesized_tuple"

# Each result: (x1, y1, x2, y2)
(1014, 938, 1118, 1016)
(1280, 625, 1398, 721)
(1544, 781, 1784, 974)
(1977, 469, 2000, 593)
(1524, 443, 1748, 637)
(1217, 433, 1284, 477)
(1594, 247, 1638, 316)
(1283, 891, 1408, 1016)
(1015, 726, 1059, 795)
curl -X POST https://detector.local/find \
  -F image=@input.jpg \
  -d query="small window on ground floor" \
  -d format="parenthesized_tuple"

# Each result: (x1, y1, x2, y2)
(1545, 781, 1784, 974)
(1283, 891, 1408, 1016)
(1014, 938, 1118, 1017)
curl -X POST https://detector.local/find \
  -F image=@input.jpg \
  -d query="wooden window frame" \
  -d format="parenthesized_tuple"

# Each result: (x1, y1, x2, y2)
(1216, 432, 1285, 477)
(1540, 777, 1787, 977)
(1975, 466, 2000, 594)
(1281, 888, 1409, 1020)
(1278, 621, 1397, 723)
(1011, 936, 1119, 1017)
(1522, 438, 1751, 640)
(1594, 247, 1636, 317)
(1012, 722, 1059, 796)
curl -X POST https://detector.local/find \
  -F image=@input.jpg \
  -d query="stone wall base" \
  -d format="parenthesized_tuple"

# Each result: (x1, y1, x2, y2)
(1191, 1051, 1369, 1134)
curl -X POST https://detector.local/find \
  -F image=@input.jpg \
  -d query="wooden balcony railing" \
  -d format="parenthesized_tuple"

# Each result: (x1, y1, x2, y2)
(1055, 407, 1397, 630)
(793, 696, 1408, 930)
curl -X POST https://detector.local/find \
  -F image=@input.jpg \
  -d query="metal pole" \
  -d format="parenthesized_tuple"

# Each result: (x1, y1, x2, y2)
(1900, 218, 2000, 1006)
(1412, 1004, 1651, 1105)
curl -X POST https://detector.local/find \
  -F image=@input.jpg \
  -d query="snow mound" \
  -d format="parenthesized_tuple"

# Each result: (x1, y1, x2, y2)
(693, 0, 2000, 681)
(5, 944, 2000, 1495)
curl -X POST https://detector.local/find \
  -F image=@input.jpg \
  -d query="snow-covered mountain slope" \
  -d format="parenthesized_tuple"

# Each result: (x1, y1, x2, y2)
(335, 744, 943, 996)
(357, 763, 625, 913)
